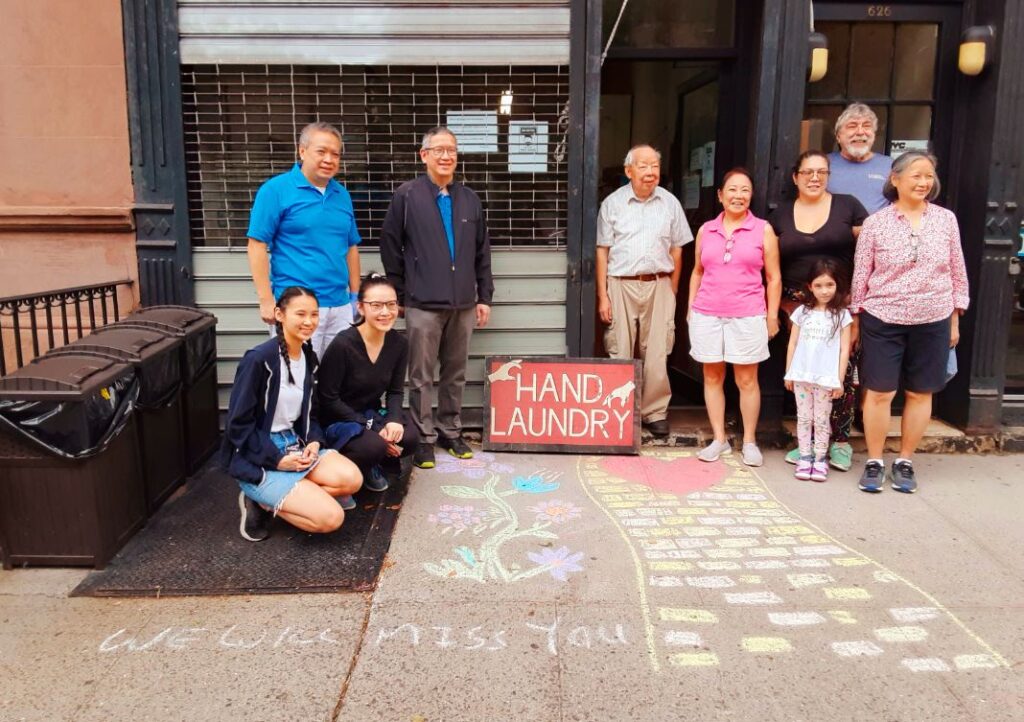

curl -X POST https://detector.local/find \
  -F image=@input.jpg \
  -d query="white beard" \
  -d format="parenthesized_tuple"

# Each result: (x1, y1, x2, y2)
(844, 143, 871, 160)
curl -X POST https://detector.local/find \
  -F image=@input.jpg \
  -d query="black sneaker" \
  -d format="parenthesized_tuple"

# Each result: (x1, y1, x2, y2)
(363, 465, 389, 492)
(238, 492, 271, 542)
(858, 461, 886, 493)
(891, 460, 918, 494)
(438, 435, 474, 459)
(413, 442, 436, 469)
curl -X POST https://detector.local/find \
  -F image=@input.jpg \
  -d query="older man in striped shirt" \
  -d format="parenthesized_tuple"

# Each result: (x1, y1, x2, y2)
(596, 144, 693, 437)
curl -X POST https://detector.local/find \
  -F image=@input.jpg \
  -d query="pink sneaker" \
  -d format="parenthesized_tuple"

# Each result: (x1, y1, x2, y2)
(794, 459, 813, 480)
(810, 461, 829, 482)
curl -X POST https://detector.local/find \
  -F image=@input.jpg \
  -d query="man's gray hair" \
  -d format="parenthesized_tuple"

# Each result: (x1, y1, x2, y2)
(421, 126, 458, 149)
(882, 150, 941, 202)
(298, 121, 343, 149)
(834, 103, 878, 135)
(623, 145, 661, 166)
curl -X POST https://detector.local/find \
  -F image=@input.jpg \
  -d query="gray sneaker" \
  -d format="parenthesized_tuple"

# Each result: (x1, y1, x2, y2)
(741, 443, 764, 467)
(891, 460, 918, 494)
(697, 439, 733, 462)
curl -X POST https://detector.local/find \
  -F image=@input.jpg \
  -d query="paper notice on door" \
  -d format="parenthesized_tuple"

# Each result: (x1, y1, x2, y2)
(508, 121, 549, 173)
(889, 139, 930, 159)
(701, 141, 716, 187)
(446, 110, 498, 152)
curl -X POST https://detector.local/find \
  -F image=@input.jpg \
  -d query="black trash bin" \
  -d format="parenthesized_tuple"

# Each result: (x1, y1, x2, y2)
(47, 325, 186, 514)
(0, 354, 145, 568)
(118, 305, 218, 474)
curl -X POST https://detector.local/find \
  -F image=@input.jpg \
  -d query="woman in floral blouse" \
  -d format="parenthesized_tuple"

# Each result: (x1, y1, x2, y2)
(850, 151, 969, 494)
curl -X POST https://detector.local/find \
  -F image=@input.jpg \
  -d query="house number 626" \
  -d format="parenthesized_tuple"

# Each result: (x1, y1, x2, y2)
(867, 5, 893, 16)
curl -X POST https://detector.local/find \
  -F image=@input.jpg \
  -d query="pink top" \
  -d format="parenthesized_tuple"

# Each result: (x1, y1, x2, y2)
(692, 212, 768, 318)
(851, 203, 969, 325)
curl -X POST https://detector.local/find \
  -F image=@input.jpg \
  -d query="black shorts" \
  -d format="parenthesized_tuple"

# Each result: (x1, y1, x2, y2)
(858, 311, 951, 393)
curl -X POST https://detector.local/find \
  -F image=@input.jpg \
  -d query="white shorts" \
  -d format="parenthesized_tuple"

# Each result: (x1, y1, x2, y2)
(688, 311, 770, 365)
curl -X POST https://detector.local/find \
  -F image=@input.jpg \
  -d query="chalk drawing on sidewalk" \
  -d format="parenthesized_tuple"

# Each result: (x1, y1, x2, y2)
(423, 469, 585, 583)
(576, 450, 1010, 675)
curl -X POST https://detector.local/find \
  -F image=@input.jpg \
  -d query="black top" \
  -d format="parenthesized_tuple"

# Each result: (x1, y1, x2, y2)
(769, 193, 868, 289)
(317, 326, 408, 425)
(379, 174, 494, 310)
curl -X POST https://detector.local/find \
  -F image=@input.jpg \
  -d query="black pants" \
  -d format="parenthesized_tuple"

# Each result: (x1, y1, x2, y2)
(341, 414, 419, 474)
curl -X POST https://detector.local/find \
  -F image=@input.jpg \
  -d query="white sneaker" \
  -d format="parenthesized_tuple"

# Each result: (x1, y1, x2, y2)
(741, 443, 763, 467)
(697, 439, 732, 462)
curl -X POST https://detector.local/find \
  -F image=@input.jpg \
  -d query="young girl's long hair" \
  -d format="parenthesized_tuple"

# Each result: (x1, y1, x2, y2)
(801, 258, 849, 339)
(275, 286, 318, 384)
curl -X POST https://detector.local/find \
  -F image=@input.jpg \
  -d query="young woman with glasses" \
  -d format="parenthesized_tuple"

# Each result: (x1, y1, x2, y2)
(769, 150, 869, 473)
(317, 273, 420, 492)
(687, 168, 782, 466)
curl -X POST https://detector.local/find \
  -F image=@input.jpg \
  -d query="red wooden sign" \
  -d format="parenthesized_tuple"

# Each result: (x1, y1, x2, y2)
(482, 356, 641, 455)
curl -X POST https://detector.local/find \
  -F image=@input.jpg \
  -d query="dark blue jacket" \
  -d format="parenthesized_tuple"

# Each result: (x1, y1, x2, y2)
(379, 174, 494, 310)
(219, 338, 326, 484)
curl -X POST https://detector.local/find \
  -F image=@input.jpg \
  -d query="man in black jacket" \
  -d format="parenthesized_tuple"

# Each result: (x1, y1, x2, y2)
(380, 126, 494, 468)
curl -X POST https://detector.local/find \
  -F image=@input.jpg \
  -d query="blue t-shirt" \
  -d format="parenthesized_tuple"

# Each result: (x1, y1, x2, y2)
(827, 152, 893, 214)
(436, 192, 456, 263)
(247, 164, 361, 307)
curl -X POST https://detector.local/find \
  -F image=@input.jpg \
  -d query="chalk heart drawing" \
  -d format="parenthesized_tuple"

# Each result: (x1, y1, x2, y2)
(600, 455, 727, 495)
(424, 471, 585, 584)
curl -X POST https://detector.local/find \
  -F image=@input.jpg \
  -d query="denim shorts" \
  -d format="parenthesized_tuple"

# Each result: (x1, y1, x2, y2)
(237, 429, 333, 514)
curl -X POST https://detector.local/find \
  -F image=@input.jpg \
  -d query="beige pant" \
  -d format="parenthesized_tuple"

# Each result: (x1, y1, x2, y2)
(603, 276, 676, 422)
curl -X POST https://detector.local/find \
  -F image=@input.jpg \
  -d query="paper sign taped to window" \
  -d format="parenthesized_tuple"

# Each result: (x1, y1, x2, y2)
(508, 121, 549, 173)
(889, 139, 930, 159)
(446, 110, 498, 152)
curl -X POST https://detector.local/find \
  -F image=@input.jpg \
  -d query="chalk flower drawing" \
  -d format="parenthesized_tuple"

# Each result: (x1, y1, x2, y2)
(527, 546, 585, 582)
(423, 470, 583, 583)
(427, 504, 488, 534)
(528, 500, 582, 524)
(432, 450, 516, 478)
(513, 474, 560, 494)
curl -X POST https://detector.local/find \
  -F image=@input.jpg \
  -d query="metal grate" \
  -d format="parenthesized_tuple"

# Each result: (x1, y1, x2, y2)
(181, 64, 570, 248)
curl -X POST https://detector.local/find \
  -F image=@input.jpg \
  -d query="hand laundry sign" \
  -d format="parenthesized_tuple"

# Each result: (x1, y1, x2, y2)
(483, 357, 641, 454)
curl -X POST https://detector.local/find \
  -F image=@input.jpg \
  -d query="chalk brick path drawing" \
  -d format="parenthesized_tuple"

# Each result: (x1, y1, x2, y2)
(577, 451, 1009, 675)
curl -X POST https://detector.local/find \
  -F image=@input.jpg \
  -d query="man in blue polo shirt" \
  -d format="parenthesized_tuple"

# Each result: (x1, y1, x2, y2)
(247, 121, 361, 358)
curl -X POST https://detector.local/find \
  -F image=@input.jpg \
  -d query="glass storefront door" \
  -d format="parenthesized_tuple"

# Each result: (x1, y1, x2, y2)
(804, 3, 960, 184)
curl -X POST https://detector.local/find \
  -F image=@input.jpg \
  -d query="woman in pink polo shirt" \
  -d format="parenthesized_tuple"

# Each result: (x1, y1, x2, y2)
(687, 168, 782, 466)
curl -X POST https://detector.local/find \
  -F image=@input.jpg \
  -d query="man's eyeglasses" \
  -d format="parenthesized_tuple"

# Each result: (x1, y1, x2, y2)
(424, 146, 458, 158)
(634, 163, 660, 172)
(364, 301, 399, 313)
(796, 169, 830, 178)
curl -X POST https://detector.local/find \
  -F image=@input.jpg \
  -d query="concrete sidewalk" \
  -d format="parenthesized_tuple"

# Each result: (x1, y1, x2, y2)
(2, 450, 1022, 721)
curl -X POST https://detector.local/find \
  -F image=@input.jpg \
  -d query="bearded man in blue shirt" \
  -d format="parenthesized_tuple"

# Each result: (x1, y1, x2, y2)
(247, 122, 362, 358)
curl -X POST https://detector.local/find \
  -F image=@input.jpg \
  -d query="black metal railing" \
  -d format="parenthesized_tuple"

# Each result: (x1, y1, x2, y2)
(0, 280, 135, 376)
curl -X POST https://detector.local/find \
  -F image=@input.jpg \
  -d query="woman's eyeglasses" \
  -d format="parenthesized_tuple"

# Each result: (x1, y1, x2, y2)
(723, 239, 735, 264)
(796, 169, 830, 178)
(364, 301, 399, 312)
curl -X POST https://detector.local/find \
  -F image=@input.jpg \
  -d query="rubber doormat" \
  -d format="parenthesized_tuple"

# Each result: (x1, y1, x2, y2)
(72, 465, 407, 597)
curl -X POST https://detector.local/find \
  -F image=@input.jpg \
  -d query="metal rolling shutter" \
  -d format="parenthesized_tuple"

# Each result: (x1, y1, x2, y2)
(178, 1, 571, 65)
(181, 64, 570, 248)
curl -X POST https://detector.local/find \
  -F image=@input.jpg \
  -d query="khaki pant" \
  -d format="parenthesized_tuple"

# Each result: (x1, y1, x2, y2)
(603, 276, 676, 422)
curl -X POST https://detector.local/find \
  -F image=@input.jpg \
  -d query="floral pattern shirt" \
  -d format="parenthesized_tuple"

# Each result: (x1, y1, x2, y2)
(851, 203, 969, 325)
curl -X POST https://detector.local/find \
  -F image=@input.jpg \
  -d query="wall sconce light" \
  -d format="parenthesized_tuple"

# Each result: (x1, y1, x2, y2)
(808, 32, 829, 83)
(499, 89, 514, 115)
(959, 25, 995, 76)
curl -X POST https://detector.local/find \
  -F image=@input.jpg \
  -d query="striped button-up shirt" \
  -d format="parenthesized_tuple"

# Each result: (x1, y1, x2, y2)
(597, 184, 694, 276)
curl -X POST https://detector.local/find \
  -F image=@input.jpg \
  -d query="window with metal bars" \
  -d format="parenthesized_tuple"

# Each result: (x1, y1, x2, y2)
(181, 64, 570, 248)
